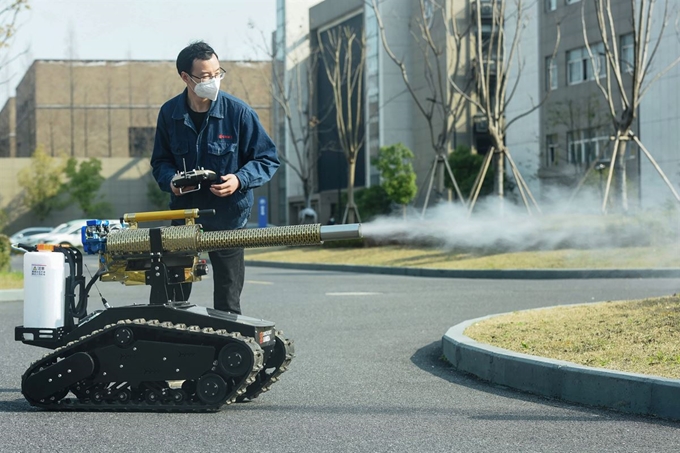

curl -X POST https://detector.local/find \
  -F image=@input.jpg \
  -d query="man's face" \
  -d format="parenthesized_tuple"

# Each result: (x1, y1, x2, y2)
(182, 54, 221, 88)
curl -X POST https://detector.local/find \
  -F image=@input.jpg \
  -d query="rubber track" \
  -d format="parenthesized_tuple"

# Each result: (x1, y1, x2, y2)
(21, 318, 264, 412)
(240, 331, 294, 401)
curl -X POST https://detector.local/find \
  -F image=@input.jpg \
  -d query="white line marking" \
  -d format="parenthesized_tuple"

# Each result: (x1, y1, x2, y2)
(246, 280, 273, 285)
(325, 292, 382, 296)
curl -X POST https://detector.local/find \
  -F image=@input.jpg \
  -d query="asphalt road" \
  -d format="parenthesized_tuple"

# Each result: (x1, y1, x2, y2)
(1, 260, 680, 452)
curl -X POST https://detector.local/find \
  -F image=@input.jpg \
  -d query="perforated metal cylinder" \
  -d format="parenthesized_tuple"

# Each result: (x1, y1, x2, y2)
(105, 223, 361, 255)
(198, 224, 322, 250)
(106, 225, 201, 254)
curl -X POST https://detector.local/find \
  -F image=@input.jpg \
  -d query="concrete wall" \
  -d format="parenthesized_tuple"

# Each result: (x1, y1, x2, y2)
(1, 157, 155, 234)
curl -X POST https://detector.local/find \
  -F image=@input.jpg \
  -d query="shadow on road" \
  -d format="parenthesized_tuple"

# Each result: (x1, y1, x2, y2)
(0, 399, 36, 413)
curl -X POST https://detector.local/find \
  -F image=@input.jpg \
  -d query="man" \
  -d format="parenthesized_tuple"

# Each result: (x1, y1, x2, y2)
(151, 41, 280, 314)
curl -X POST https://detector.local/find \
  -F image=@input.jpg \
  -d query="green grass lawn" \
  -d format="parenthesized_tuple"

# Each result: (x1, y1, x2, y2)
(465, 295, 680, 379)
(0, 272, 23, 289)
(245, 243, 680, 269)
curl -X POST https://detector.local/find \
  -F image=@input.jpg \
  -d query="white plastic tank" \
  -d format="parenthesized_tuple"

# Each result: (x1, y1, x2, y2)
(23, 250, 66, 329)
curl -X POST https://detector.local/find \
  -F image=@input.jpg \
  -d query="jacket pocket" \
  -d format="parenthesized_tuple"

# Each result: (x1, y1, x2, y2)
(170, 133, 189, 156)
(207, 141, 237, 156)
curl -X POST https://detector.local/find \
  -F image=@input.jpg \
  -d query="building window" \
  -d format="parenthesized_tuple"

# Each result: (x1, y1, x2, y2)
(567, 44, 604, 85)
(545, 56, 557, 90)
(129, 127, 156, 157)
(566, 48, 585, 84)
(620, 33, 634, 74)
(545, 134, 559, 167)
(567, 128, 609, 166)
(545, 0, 557, 11)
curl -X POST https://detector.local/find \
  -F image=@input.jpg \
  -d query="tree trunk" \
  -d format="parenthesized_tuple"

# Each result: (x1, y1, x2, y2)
(303, 178, 312, 209)
(614, 131, 628, 212)
(345, 159, 358, 224)
(494, 149, 505, 213)
(436, 154, 446, 202)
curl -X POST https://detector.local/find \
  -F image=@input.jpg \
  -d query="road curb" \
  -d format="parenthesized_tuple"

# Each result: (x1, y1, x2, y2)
(245, 260, 680, 279)
(442, 312, 680, 421)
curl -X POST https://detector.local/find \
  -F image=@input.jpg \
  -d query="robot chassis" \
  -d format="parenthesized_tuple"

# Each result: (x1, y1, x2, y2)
(14, 208, 361, 412)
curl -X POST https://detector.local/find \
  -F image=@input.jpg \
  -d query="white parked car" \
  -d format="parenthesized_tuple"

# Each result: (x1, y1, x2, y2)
(9, 227, 53, 246)
(33, 219, 123, 248)
(36, 220, 91, 248)
(23, 219, 90, 248)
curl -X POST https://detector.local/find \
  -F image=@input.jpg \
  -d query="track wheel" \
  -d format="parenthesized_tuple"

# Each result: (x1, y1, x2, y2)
(117, 389, 131, 403)
(114, 327, 134, 348)
(92, 391, 105, 403)
(171, 389, 187, 403)
(144, 389, 160, 404)
(217, 343, 253, 377)
(196, 373, 227, 404)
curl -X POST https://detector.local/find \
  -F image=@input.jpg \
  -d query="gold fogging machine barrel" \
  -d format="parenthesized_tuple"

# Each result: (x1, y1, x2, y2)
(107, 209, 362, 255)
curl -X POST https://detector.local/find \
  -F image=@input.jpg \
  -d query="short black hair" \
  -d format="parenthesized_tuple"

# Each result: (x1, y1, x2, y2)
(176, 41, 218, 75)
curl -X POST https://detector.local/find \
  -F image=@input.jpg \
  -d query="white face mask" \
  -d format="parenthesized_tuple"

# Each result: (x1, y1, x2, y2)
(192, 77, 220, 101)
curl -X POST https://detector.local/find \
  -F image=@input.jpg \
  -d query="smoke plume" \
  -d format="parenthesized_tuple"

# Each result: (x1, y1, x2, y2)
(361, 195, 679, 253)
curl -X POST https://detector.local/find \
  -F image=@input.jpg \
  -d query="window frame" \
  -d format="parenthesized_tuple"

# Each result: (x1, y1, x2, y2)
(545, 56, 558, 91)
(620, 33, 634, 74)
(566, 128, 609, 166)
(545, 133, 559, 167)
(566, 44, 605, 85)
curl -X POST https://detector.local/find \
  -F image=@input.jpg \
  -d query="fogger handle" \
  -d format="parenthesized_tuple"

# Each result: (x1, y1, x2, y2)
(122, 209, 215, 224)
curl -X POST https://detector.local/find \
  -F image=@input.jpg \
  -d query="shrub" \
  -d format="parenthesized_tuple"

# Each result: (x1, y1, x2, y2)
(445, 144, 493, 198)
(0, 234, 10, 273)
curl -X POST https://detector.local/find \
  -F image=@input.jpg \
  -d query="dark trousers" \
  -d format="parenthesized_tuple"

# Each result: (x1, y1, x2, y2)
(208, 247, 244, 314)
(164, 247, 245, 314)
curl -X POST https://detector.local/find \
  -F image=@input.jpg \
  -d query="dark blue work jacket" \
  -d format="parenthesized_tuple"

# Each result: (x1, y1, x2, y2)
(151, 89, 280, 231)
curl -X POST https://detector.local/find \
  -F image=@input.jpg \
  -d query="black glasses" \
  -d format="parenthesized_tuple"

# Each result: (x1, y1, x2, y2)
(188, 67, 226, 83)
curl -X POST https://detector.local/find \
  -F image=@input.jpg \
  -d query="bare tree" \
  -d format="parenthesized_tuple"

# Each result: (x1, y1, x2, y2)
(318, 26, 366, 224)
(450, 0, 559, 215)
(371, 0, 467, 216)
(267, 41, 327, 218)
(582, 0, 680, 213)
(0, 0, 29, 82)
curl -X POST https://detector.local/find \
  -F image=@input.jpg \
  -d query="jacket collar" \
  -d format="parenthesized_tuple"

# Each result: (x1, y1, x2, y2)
(171, 89, 225, 120)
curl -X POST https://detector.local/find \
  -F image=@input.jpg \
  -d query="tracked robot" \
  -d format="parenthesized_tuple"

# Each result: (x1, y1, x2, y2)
(14, 208, 361, 411)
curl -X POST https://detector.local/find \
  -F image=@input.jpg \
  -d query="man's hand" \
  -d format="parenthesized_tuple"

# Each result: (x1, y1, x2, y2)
(210, 174, 240, 197)
(170, 181, 196, 196)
